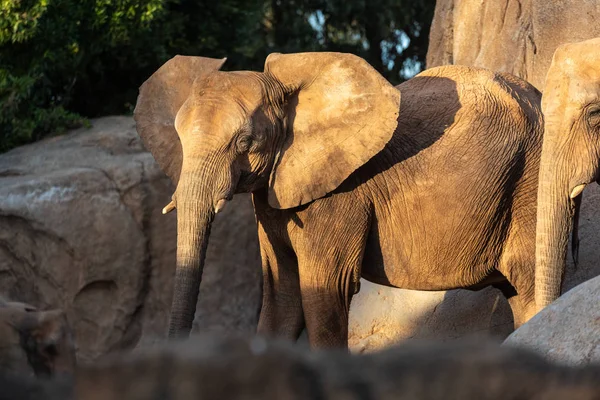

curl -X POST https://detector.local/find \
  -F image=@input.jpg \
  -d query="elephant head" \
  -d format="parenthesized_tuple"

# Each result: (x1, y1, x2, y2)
(134, 53, 400, 338)
(536, 38, 600, 310)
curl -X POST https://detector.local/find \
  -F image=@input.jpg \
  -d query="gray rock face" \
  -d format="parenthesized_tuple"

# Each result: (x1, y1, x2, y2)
(0, 116, 261, 362)
(426, 0, 600, 92)
(504, 275, 600, 366)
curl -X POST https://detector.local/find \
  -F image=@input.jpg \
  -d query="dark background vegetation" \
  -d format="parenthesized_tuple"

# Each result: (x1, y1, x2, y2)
(0, 0, 435, 152)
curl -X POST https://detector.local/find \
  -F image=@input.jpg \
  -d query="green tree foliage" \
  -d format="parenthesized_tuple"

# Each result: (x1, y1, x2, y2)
(263, 0, 434, 83)
(0, 0, 169, 151)
(0, 0, 435, 152)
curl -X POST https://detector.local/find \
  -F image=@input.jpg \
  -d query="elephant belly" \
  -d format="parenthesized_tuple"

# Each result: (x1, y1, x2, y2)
(360, 190, 510, 292)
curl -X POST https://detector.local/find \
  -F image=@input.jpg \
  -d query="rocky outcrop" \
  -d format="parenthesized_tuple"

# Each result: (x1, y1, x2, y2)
(504, 275, 600, 366)
(426, 0, 600, 91)
(0, 116, 261, 362)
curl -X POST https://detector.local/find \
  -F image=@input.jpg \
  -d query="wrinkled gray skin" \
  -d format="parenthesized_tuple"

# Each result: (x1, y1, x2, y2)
(3, 334, 600, 400)
(134, 53, 546, 348)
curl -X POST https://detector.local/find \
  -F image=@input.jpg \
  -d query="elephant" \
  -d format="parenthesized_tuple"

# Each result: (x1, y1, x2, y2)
(535, 37, 600, 309)
(0, 298, 76, 377)
(134, 52, 547, 348)
(7, 333, 600, 400)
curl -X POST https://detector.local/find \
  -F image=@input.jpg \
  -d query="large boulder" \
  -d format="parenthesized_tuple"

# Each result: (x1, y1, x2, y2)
(348, 284, 513, 352)
(0, 116, 513, 358)
(426, 0, 600, 91)
(0, 116, 261, 362)
(504, 275, 600, 366)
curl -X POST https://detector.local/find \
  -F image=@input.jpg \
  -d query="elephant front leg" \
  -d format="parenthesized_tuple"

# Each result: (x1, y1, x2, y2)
(256, 239, 305, 341)
(297, 247, 363, 349)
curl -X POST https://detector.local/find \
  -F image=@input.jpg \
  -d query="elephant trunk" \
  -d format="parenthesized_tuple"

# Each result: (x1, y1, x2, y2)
(168, 172, 215, 339)
(534, 131, 577, 311)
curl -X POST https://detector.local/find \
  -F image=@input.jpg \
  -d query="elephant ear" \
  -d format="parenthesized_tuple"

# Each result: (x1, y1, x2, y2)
(134, 55, 226, 185)
(264, 52, 400, 209)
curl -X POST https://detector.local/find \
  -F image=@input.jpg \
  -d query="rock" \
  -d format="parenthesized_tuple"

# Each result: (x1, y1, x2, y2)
(504, 275, 600, 366)
(73, 335, 600, 400)
(348, 283, 513, 352)
(426, 0, 600, 92)
(0, 300, 76, 377)
(0, 116, 261, 362)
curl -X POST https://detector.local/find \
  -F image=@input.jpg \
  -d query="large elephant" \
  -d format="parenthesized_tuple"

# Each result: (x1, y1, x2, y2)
(134, 53, 545, 348)
(535, 38, 600, 308)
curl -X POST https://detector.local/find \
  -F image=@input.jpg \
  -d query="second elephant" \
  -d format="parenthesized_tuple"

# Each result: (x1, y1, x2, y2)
(134, 53, 547, 348)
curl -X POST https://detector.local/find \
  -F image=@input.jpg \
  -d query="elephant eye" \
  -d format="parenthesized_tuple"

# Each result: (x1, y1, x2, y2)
(235, 134, 253, 153)
(587, 105, 600, 127)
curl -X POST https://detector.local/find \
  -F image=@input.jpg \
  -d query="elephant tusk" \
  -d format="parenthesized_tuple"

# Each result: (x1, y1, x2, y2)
(570, 184, 587, 199)
(214, 199, 227, 214)
(162, 200, 176, 214)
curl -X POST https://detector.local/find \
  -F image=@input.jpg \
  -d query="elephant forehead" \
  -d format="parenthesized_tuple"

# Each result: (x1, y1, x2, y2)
(555, 39, 600, 82)
(174, 72, 265, 138)
(544, 45, 600, 111)
(566, 80, 600, 106)
(175, 99, 248, 141)
(192, 71, 264, 105)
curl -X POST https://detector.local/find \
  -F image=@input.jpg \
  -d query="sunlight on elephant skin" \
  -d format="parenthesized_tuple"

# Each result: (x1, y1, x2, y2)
(347, 183, 600, 353)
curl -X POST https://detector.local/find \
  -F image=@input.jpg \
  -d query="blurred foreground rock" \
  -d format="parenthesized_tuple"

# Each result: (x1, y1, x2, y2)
(5, 334, 600, 400)
(0, 117, 261, 362)
(504, 275, 600, 366)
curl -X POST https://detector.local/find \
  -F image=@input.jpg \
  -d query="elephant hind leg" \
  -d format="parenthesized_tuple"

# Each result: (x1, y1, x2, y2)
(508, 294, 536, 329)
(496, 220, 537, 328)
(493, 280, 536, 329)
